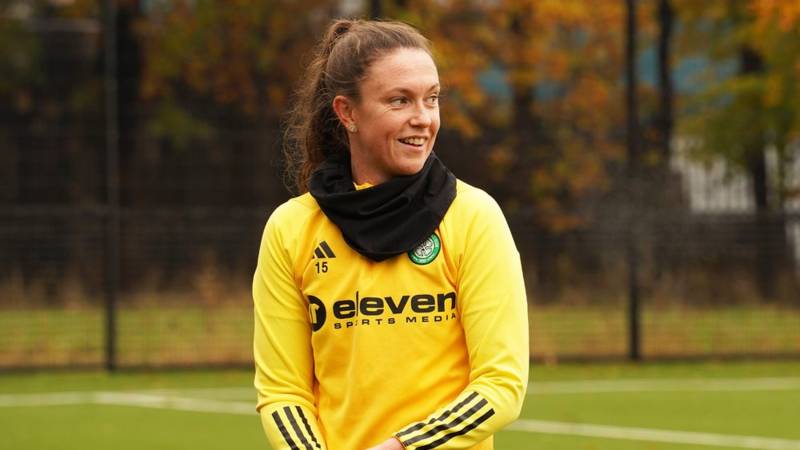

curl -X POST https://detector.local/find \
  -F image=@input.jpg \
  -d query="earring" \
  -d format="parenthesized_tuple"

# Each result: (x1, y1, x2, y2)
(348, 124, 357, 133)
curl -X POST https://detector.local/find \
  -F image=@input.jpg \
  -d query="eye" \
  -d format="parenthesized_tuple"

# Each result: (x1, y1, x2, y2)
(389, 97, 408, 107)
(427, 94, 440, 105)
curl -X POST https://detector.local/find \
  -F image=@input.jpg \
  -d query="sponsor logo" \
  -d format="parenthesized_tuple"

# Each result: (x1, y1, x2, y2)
(308, 295, 326, 332)
(408, 234, 440, 265)
(312, 241, 336, 259)
(306, 290, 457, 331)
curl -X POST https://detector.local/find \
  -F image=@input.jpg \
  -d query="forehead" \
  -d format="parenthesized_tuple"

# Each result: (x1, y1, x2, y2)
(362, 47, 439, 94)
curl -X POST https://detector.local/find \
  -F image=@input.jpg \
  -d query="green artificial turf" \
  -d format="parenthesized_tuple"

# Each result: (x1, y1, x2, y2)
(1, 361, 799, 450)
(1, 304, 798, 368)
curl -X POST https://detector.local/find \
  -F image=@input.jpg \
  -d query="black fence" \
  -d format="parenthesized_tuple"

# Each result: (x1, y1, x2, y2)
(2, 204, 799, 369)
(1, 6, 799, 370)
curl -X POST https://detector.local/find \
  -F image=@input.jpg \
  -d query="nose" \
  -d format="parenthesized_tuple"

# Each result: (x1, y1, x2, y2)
(409, 101, 433, 128)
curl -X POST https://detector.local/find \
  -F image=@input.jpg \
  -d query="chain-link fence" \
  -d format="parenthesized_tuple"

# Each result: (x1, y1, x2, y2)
(2, 4, 798, 370)
(3, 205, 799, 369)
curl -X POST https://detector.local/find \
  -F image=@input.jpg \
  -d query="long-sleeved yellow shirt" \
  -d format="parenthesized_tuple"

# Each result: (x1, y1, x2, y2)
(253, 179, 529, 450)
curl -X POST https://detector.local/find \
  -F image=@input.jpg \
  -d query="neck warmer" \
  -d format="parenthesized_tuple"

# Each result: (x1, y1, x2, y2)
(309, 152, 457, 262)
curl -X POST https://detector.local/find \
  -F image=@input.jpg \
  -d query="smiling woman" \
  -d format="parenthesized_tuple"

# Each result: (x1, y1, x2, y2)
(332, 47, 441, 184)
(254, 19, 529, 450)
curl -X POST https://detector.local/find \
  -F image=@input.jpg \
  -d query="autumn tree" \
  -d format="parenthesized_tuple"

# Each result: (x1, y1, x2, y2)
(116, 0, 340, 205)
(0, 0, 102, 204)
(139, 0, 338, 128)
(0, 12, 41, 203)
(389, 0, 641, 296)
(677, 0, 800, 298)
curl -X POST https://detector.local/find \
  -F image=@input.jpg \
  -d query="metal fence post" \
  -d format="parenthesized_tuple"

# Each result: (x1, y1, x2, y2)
(625, 0, 642, 361)
(103, 0, 120, 371)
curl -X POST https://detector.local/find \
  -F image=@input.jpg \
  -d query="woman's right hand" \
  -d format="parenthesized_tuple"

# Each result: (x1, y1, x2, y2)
(365, 437, 404, 450)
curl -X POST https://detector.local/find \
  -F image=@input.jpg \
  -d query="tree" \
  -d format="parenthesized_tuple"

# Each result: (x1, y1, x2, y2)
(0, 13, 41, 203)
(116, 0, 340, 205)
(392, 0, 637, 297)
(677, 0, 800, 299)
(139, 0, 336, 130)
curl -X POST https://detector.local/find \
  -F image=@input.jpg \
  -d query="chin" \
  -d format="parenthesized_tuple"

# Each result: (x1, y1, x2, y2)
(395, 158, 428, 176)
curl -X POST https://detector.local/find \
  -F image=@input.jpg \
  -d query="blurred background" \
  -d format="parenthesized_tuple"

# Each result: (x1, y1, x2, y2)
(1, 0, 799, 372)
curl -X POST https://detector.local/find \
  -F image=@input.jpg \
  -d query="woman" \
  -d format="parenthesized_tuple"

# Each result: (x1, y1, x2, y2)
(253, 19, 529, 450)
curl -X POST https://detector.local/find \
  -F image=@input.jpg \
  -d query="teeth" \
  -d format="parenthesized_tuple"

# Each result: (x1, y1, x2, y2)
(400, 137, 426, 146)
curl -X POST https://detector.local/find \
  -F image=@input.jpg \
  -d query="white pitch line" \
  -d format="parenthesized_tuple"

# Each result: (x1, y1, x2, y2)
(93, 392, 255, 415)
(0, 392, 92, 407)
(508, 419, 800, 450)
(3, 390, 800, 449)
(2, 377, 799, 409)
(142, 387, 254, 397)
(527, 377, 800, 395)
(140, 377, 800, 398)
(144, 377, 800, 397)
(0, 390, 256, 413)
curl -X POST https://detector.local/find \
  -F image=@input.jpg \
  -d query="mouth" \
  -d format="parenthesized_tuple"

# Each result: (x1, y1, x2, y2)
(397, 136, 428, 148)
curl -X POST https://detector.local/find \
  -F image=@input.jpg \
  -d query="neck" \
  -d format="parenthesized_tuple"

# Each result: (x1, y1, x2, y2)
(350, 153, 389, 186)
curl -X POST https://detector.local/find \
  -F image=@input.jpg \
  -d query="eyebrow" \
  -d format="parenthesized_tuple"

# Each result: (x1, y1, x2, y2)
(385, 84, 441, 95)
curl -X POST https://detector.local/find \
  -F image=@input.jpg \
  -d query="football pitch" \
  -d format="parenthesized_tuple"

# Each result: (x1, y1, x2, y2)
(1, 361, 799, 450)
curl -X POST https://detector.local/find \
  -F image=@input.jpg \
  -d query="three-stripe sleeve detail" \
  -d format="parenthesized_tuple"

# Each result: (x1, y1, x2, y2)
(295, 406, 322, 449)
(395, 392, 495, 449)
(402, 398, 489, 446)
(416, 409, 495, 450)
(272, 410, 300, 450)
(272, 407, 322, 450)
(396, 392, 478, 438)
(284, 406, 314, 450)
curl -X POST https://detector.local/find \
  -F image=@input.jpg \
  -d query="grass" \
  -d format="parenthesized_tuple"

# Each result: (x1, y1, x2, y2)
(1, 303, 798, 367)
(532, 304, 800, 361)
(1, 361, 800, 450)
(2, 403, 264, 450)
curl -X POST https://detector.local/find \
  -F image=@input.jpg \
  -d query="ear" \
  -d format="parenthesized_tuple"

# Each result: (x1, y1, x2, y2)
(332, 95, 357, 132)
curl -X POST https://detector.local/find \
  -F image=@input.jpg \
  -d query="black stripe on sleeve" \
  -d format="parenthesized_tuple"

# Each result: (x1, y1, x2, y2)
(416, 408, 496, 450)
(295, 406, 322, 449)
(396, 392, 479, 438)
(284, 406, 314, 450)
(272, 410, 300, 450)
(401, 398, 488, 447)
(314, 248, 325, 258)
(319, 241, 336, 258)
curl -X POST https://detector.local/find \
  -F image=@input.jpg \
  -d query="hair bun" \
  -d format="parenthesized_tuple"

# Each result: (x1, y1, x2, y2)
(333, 20, 353, 37)
(323, 19, 355, 54)
(319, 19, 355, 58)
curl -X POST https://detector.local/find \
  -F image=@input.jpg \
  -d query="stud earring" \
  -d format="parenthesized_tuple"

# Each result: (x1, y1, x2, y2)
(348, 124, 357, 133)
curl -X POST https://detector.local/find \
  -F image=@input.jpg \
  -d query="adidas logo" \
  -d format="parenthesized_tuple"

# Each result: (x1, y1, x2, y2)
(313, 241, 336, 259)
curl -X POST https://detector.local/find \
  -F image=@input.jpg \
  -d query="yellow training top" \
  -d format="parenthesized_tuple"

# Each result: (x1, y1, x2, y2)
(253, 180, 529, 450)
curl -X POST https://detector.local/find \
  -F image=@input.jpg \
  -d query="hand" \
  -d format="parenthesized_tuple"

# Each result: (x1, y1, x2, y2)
(365, 437, 404, 450)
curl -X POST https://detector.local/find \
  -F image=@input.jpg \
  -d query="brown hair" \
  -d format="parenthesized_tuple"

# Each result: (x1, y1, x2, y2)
(282, 19, 432, 193)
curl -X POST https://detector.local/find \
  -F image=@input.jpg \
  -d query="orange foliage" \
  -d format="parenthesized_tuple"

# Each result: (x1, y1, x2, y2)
(393, 1, 633, 232)
(138, 0, 331, 121)
(133, 0, 648, 233)
(751, 0, 800, 32)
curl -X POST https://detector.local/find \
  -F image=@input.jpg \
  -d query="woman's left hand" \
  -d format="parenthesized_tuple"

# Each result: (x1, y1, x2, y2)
(365, 437, 404, 450)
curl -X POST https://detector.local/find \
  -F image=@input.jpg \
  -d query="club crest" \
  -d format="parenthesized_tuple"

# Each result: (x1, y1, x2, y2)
(408, 233, 441, 265)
